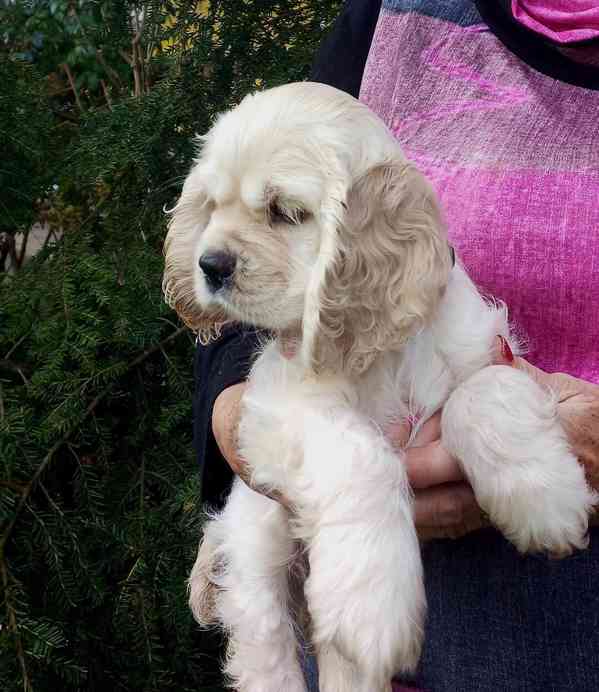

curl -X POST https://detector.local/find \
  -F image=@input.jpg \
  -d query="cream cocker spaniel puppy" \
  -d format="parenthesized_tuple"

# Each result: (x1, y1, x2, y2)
(163, 82, 597, 692)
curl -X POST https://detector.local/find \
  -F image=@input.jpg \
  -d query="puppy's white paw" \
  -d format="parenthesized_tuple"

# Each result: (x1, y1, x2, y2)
(332, 581, 424, 678)
(234, 671, 308, 692)
(478, 449, 597, 557)
(317, 645, 394, 692)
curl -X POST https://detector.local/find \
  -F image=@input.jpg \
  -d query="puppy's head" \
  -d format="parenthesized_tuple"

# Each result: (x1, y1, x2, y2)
(163, 82, 451, 371)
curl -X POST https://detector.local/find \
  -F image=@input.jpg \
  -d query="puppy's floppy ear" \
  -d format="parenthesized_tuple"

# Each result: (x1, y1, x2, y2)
(163, 171, 228, 344)
(303, 159, 452, 375)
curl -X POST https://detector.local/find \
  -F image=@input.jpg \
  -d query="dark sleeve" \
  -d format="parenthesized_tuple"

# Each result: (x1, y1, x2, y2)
(193, 325, 263, 507)
(193, 0, 382, 507)
(474, 0, 599, 90)
(310, 0, 382, 97)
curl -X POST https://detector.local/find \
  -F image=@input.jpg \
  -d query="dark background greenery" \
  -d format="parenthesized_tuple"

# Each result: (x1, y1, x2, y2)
(0, 2, 340, 689)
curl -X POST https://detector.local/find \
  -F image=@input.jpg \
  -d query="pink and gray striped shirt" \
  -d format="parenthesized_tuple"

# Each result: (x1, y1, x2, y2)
(360, 0, 599, 392)
(358, 2, 599, 689)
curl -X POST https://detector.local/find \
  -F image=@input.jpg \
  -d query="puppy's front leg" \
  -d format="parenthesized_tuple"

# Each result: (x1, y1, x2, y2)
(442, 365, 597, 556)
(297, 408, 426, 692)
(316, 645, 376, 692)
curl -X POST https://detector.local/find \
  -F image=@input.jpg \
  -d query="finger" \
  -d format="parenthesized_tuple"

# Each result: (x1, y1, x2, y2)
(411, 411, 442, 447)
(492, 335, 561, 397)
(511, 356, 548, 387)
(386, 418, 413, 450)
(404, 441, 465, 489)
(414, 483, 487, 538)
(558, 392, 599, 488)
(249, 481, 293, 510)
(511, 357, 586, 403)
(212, 386, 293, 507)
(418, 509, 488, 541)
(387, 410, 442, 452)
(413, 482, 478, 528)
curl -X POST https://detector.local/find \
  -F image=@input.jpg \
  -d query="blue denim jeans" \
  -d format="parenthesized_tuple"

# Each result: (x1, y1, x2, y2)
(304, 527, 599, 692)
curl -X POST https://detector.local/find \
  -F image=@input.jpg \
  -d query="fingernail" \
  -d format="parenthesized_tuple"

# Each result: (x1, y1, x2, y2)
(499, 335, 514, 363)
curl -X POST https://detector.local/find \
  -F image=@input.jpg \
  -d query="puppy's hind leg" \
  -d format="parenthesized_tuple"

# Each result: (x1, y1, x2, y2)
(188, 515, 221, 627)
(189, 478, 307, 692)
(442, 365, 598, 556)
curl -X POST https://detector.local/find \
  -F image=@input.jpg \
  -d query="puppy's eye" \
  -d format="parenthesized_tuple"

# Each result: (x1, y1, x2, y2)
(268, 200, 309, 226)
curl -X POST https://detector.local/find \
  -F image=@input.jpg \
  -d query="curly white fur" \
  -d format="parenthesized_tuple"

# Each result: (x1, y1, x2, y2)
(165, 82, 597, 692)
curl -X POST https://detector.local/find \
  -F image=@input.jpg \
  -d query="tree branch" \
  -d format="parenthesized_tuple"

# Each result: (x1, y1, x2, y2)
(0, 479, 26, 493)
(0, 560, 32, 692)
(118, 49, 133, 67)
(41, 225, 57, 250)
(16, 226, 30, 268)
(0, 233, 18, 272)
(0, 325, 189, 689)
(100, 79, 113, 110)
(0, 360, 30, 385)
(131, 32, 142, 98)
(96, 49, 123, 90)
(0, 325, 188, 557)
(61, 63, 85, 113)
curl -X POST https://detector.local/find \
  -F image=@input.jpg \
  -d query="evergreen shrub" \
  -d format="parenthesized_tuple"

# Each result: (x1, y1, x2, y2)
(0, 2, 341, 689)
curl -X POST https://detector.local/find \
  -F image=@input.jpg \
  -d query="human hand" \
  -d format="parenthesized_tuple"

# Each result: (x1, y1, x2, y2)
(387, 411, 487, 541)
(212, 382, 291, 507)
(212, 379, 485, 532)
(213, 339, 599, 530)
(384, 335, 516, 540)
(509, 355, 599, 492)
(212, 382, 490, 539)
(387, 336, 599, 541)
(212, 379, 483, 533)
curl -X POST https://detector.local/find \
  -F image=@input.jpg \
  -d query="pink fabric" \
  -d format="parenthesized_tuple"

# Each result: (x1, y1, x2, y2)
(424, 166, 599, 381)
(360, 10, 599, 384)
(512, 0, 599, 44)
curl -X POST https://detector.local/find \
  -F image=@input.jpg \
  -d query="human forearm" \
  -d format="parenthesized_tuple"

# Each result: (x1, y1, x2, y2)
(213, 381, 292, 508)
(212, 382, 247, 477)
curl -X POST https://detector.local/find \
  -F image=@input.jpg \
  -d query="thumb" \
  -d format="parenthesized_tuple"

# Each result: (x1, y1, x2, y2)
(387, 418, 413, 450)
(494, 336, 575, 396)
(494, 335, 545, 384)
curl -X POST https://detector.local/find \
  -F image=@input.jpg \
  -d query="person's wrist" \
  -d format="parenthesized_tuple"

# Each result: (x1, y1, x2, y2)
(212, 382, 292, 508)
(212, 382, 246, 474)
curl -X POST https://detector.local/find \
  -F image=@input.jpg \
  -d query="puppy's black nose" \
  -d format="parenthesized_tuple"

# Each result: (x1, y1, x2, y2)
(199, 251, 236, 291)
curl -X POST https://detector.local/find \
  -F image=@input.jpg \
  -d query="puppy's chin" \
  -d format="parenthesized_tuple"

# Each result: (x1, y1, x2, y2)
(225, 303, 302, 332)
(197, 290, 301, 333)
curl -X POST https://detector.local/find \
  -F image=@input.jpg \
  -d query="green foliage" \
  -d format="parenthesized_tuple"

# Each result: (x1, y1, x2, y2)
(3, 0, 139, 98)
(0, 1, 341, 689)
(0, 58, 60, 235)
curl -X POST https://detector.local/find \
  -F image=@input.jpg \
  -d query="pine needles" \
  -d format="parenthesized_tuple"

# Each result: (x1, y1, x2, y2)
(0, 1, 341, 689)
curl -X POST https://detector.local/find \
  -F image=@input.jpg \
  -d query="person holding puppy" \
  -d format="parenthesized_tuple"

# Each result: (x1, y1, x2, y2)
(195, 1, 599, 690)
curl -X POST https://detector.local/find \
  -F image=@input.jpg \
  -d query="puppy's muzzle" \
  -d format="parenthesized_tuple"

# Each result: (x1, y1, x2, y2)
(199, 251, 236, 292)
